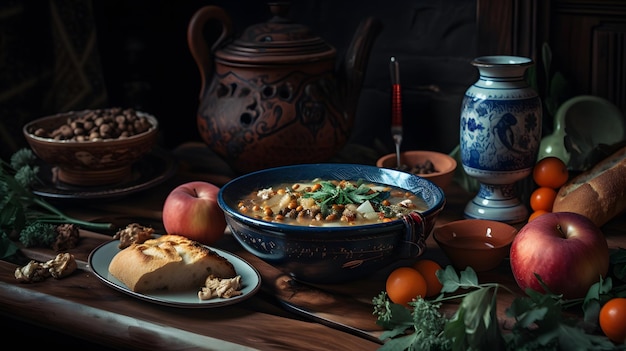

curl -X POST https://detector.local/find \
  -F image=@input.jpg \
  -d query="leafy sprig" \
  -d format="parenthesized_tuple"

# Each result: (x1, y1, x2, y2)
(374, 292, 451, 351)
(373, 265, 626, 351)
(302, 180, 390, 216)
(0, 148, 113, 237)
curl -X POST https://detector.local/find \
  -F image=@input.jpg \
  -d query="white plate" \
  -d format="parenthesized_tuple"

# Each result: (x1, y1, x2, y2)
(89, 240, 262, 308)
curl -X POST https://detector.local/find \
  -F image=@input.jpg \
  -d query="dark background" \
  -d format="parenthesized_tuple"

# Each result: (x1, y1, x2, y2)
(0, 0, 477, 162)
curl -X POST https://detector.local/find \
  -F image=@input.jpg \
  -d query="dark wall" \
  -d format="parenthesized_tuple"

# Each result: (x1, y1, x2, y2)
(93, 0, 477, 155)
(288, 1, 478, 154)
(0, 0, 477, 160)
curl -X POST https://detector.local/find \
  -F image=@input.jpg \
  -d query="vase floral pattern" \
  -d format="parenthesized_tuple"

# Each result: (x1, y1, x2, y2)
(460, 56, 542, 223)
(461, 100, 541, 171)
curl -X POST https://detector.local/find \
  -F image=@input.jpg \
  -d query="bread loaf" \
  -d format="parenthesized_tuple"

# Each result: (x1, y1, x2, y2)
(552, 145, 626, 227)
(108, 234, 236, 293)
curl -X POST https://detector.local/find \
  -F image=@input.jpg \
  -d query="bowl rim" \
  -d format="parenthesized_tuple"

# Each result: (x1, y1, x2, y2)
(433, 219, 517, 250)
(218, 163, 446, 235)
(376, 150, 457, 175)
(22, 109, 159, 144)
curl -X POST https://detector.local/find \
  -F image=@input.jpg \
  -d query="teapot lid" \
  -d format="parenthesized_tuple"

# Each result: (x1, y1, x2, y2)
(217, 2, 336, 64)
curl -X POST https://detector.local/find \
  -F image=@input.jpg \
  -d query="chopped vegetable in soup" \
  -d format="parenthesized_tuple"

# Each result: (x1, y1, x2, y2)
(236, 179, 428, 226)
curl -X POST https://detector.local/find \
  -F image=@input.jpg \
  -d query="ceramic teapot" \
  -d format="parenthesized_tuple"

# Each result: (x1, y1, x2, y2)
(187, 3, 381, 173)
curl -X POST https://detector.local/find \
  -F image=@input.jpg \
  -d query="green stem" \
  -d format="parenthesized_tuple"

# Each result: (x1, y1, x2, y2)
(560, 297, 584, 310)
(31, 197, 113, 231)
(2, 152, 113, 232)
(434, 283, 517, 304)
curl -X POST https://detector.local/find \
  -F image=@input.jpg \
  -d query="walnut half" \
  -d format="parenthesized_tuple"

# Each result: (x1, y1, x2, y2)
(53, 223, 80, 252)
(198, 274, 243, 300)
(44, 252, 78, 279)
(15, 253, 77, 283)
(15, 260, 50, 283)
(113, 223, 154, 249)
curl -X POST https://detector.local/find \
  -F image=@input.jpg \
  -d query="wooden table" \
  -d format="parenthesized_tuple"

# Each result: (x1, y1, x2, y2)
(1, 144, 625, 350)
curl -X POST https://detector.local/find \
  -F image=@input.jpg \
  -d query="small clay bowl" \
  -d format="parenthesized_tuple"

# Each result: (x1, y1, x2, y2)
(23, 108, 158, 186)
(376, 150, 457, 192)
(433, 219, 517, 272)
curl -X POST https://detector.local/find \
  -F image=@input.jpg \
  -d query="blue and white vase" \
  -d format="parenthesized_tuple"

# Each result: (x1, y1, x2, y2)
(460, 56, 542, 223)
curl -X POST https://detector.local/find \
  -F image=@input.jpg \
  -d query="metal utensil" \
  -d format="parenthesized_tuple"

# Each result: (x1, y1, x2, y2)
(390, 57, 403, 169)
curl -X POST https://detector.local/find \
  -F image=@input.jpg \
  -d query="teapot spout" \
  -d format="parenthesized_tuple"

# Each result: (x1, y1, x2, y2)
(340, 17, 383, 119)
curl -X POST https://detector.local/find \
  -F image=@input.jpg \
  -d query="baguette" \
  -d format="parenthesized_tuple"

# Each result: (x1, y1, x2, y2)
(108, 234, 236, 293)
(552, 145, 626, 227)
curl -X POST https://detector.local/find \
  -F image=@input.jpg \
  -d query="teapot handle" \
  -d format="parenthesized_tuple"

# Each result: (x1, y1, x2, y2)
(187, 6, 232, 98)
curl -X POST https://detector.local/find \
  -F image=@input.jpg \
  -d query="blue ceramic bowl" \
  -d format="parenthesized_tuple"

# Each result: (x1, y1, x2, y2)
(218, 164, 446, 284)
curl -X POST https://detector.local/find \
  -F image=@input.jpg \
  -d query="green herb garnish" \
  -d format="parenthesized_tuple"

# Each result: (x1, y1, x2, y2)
(373, 265, 625, 351)
(302, 180, 390, 216)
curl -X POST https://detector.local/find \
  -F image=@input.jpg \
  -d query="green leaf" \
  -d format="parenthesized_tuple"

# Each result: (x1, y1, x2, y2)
(583, 276, 611, 307)
(0, 232, 20, 259)
(444, 306, 469, 351)
(460, 288, 492, 334)
(507, 298, 548, 329)
(557, 324, 616, 351)
(378, 303, 414, 329)
(438, 266, 479, 294)
(378, 333, 417, 351)
(582, 276, 612, 325)
(379, 325, 412, 342)
(582, 299, 602, 327)
(458, 268, 479, 287)
(443, 287, 505, 350)
(438, 265, 461, 293)
(0, 196, 26, 233)
(9, 148, 37, 170)
(534, 326, 561, 348)
(524, 288, 563, 330)
(610, 248, 626, 282)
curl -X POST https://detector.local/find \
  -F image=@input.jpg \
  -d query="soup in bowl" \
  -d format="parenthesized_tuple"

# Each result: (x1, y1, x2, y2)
(218, 164, 446, 284)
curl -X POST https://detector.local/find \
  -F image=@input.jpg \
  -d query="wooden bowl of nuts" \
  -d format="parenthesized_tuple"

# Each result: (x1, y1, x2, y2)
(376, 150, 457, 192)
(23, 108, 158, 186)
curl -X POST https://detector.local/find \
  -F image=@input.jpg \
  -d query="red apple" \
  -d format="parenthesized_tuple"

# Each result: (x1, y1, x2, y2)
(162, 181, 226, 245)
(509, 211, 609, 299)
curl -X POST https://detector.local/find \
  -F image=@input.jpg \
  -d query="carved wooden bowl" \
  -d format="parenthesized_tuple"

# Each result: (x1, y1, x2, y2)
(23, 108, 158, 186)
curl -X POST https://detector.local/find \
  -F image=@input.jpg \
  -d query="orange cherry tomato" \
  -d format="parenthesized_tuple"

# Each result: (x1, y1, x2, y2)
(599, 297, 626, 344)
(385, 267, 427, 306)
(533, 156, 569, 189)
(528, 209, 549, 222)
(530, 186, 557, 212)
(413, 259, 443, 297)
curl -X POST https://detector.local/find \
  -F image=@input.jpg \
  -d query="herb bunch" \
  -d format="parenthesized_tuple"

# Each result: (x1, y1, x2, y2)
(373, 253, 626, 351)
(0, 148, 113, 256)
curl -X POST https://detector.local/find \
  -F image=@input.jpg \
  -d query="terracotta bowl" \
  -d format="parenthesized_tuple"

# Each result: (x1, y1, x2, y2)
(376, 150, 457, 192)
(433, 219, 517, 272)
(23, 108, 158, 186)
(218, 164, 446, 284)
